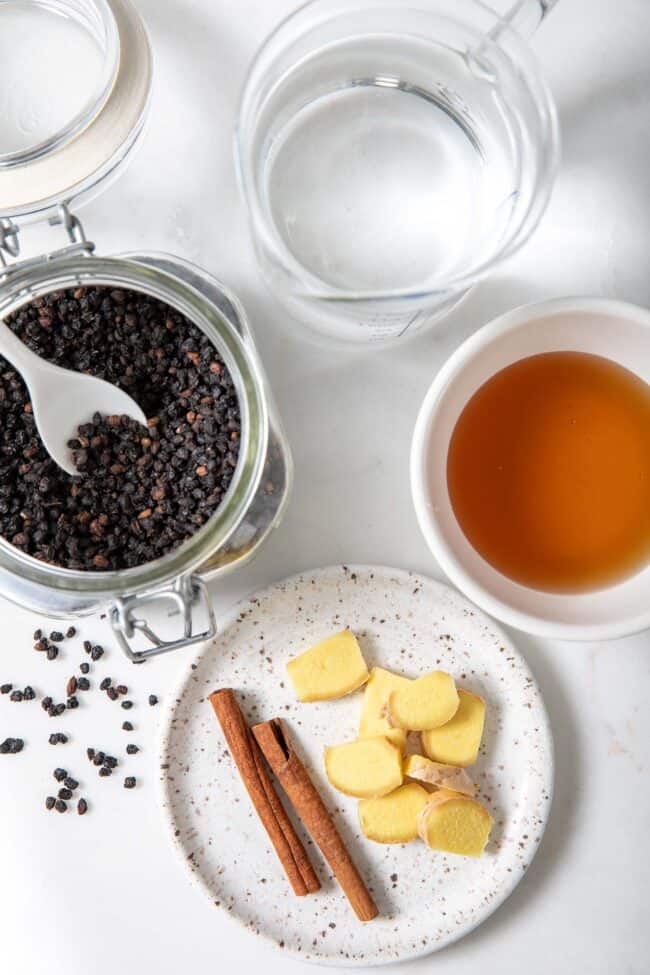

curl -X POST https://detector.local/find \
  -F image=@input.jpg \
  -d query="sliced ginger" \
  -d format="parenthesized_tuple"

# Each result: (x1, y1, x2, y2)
(286, 630, 369, 702)
(403, 754, 476, 797)
(359, 782, 430, 844)
(418, 790, 493, 857)
(325, 736, 403, 799)
(289, 633, 493, 859)
(358, 667, 410, 751)
(388, 670, 459, 731)
(421, 689, 485, 767)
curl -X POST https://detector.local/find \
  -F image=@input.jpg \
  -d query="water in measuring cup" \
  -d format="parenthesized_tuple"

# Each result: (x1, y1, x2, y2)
(265, 58, 513, 294)
(0, 2, 105, 160)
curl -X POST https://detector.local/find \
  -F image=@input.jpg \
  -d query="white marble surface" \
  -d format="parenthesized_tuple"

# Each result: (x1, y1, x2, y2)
(0, 1, 649, 973)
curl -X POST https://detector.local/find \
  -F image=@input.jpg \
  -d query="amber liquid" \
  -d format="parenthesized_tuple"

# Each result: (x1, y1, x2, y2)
(447, 352, 650, 592)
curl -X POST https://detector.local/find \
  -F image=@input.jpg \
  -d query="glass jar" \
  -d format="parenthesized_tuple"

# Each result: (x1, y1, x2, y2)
(0, 1, 292, 660)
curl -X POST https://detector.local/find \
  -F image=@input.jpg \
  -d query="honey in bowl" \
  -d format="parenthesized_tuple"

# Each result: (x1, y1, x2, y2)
(447, 351, 650, 593)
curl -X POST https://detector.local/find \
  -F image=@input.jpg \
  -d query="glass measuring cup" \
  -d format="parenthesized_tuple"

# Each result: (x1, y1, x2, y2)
(236, 0, 560, 344)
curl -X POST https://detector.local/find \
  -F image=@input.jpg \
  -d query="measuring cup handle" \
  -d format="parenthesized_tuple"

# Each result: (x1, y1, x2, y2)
(497, 0, 561, 39)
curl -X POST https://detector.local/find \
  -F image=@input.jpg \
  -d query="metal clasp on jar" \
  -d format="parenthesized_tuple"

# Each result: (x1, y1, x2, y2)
(0, 203, 95, 277)
(110, 575, 217, 663)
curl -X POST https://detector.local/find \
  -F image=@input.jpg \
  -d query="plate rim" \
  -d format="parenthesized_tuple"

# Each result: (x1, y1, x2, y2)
(157, 564, 555, 967)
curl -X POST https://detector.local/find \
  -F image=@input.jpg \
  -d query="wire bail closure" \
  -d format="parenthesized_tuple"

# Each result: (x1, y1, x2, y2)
(0, 203, 95, 278)
(49, 202, 90, 246)
(0, 218, 20, 266)
(109, 576, 218, 663)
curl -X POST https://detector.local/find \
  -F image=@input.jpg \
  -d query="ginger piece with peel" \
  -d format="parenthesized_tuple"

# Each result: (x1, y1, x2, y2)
(325, 736, 403, 799)
(403, 754, 476, 797)
(286, 630, 369, 703)
(388, 670, 459, 731)
(358, 667, 410, 751)
(358, 783, 430, 844)
(418, 789, 493, 857)
(421, 689, 485, 767)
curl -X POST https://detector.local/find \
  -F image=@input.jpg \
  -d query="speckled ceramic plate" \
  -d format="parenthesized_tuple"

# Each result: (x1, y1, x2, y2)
(158, 565, 553, 966)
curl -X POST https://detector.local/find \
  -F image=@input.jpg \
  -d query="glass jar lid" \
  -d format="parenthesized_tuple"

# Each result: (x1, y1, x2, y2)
(0, 0, 152, 222)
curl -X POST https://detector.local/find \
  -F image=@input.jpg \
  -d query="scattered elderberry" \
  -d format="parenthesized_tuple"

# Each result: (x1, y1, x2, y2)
(1, 738, 24, 754)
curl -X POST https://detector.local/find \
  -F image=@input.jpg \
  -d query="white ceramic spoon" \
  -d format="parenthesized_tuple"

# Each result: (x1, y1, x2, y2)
(0, 322, 147, 476)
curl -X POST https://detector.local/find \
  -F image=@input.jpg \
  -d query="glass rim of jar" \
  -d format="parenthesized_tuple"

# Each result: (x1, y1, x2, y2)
(0, 253, 269, 596)
(0, 0, 121, 171)
(235, 0, 560, 302)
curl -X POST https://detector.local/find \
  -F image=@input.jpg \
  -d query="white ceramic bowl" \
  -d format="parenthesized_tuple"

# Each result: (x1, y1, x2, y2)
(411, 297, 650, 641)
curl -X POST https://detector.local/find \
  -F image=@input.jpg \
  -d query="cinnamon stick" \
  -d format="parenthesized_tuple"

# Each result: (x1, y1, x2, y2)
(209, 689, 320, 896)
(252, 718, 379, 923)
